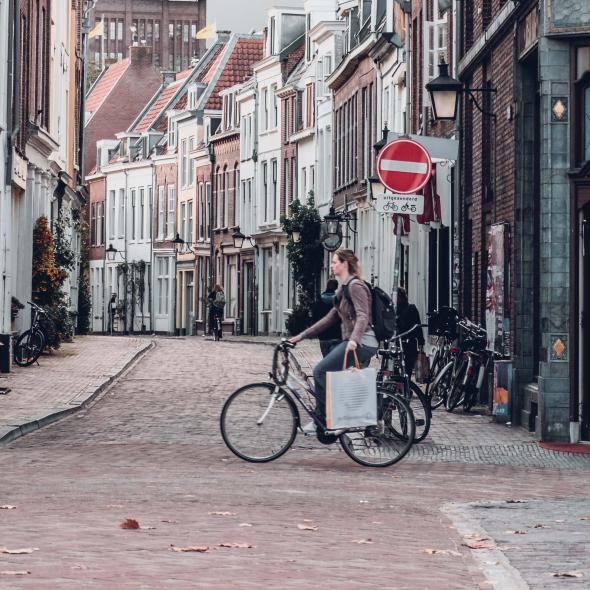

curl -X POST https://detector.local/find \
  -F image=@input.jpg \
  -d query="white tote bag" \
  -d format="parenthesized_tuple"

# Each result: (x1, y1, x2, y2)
(325, 351, 377, 430)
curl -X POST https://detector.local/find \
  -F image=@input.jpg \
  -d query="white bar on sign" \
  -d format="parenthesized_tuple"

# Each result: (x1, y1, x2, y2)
(380, 159, 428, 174)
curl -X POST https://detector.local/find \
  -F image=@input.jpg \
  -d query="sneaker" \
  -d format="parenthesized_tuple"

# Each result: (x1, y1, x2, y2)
(300, 420, 317, 435)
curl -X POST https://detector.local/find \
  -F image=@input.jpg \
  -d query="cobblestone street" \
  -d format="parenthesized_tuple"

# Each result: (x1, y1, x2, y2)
(1, 338, 590, 589)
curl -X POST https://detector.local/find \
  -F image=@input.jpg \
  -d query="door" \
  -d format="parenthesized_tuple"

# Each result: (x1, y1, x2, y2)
(185, 271, 194, 335)
(243, 262, 254, 335)
(581, 205, 590, 439)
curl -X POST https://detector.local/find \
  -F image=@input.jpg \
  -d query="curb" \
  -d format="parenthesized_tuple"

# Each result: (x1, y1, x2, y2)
(0, 340, 156, 446)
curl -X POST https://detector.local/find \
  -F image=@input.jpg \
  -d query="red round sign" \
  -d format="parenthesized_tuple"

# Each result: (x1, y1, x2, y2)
(376, 138, 432, 194)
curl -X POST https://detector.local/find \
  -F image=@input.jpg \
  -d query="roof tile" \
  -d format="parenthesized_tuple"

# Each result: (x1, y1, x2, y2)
(86, 59, 131, 117)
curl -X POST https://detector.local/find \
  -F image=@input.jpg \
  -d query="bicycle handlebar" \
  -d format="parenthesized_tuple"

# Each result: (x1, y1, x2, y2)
(27, 301, 47, 314)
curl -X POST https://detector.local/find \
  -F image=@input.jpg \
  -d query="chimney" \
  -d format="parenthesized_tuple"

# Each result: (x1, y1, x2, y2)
(161, 71, 176, 86)
(129, 44, 153, 67)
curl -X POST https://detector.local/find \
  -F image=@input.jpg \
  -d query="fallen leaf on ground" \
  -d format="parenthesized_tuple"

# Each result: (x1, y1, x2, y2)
(550, 571, 583, 578)
(0, 506, 16, 510)
(297, 524, 319, 531)
(0, 547, 38, 555)
(352, 539, 373, 544)
(424, 549, 462, 557)
(170, 545, 209, 553)
(0, 571, 31, 576)
(208, 511, 236, 516)
(161, 520, 178, 524)
(239, 523, 252, 527)
(462, 542, 492, 550)
(218, 543, 255, 549)
(506, 499, 527, 504)
(505, 530, 527, 535)
(120, 518, 140, 530)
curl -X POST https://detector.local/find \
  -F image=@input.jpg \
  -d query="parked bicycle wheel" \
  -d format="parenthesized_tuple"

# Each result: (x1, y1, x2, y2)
(13, 329, 45, 367)
(340, 390, 415, 468)
(213, 316, 222, 341)
(428, 360, 453, 410)
(380, 379, 430, 442)
(445, 359, 468, 412)
(220, 382, 299, 462)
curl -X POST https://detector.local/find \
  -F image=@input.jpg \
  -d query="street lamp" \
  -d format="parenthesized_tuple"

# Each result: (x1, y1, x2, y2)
(232, 228, 246, 249)
(172, 232, 186, 254)
(106, 243, 126, 262)
(291, 229, 301, 243)
(426, 61, 496, 121)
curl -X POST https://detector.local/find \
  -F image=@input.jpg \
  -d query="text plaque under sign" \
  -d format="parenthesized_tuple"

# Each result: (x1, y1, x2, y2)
(375, 193, 424, 215)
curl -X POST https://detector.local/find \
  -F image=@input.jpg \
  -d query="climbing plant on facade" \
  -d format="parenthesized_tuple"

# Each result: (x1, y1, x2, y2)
(280, 193, 325, 335)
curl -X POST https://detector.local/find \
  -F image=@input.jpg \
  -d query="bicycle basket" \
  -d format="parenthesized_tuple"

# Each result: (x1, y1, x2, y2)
(427, 306, 459, 337)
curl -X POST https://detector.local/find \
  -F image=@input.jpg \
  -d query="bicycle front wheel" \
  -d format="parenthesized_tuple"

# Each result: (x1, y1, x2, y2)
(220, 383, 298, 463)
(446, 359, 468, 412)
(14, 329, 45, 367)
(429, 360, 454, 410)
(340, 391, 415, 468)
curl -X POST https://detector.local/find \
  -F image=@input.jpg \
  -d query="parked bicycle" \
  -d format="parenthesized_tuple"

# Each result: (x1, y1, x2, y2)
(13, 301, 48, 367)
(220, 340, 416, 468)
(424, 306, 459, 410)
(377, 323, 431, 442)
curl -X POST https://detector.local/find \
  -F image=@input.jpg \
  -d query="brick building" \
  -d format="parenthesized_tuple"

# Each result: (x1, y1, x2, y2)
(456, 0, 590, 442)
(89, 0, 206, 72)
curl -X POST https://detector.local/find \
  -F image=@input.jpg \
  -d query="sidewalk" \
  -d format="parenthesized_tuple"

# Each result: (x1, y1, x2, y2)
(0, 335, 153, 444)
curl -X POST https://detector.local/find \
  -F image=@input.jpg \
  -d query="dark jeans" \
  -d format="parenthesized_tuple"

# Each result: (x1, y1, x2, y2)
(319, 339, 341, 358)
(402, 341, 419, 377)
(312, 340, 378, 424)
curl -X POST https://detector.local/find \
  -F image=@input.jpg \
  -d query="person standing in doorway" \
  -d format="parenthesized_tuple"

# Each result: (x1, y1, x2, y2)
(395, 286, 425, 377)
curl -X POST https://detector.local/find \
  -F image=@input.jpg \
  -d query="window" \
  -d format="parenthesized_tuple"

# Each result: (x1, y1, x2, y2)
(585, 85, 590, 161)
(90, 203, 97, 245)
(109, 190, 116, 239)
(262, 162, 268, 222)
(225, 255, 238, 317)
(181, 138, 188, 186)
(292, 158, 297, 202)
(118, 189, 125, 237)
(233, 165, 239, 227)
(302, 167, 307, 200)
(139, 188, 145, 240)
(271, 84, 278, 128)
(224, 166, 229, 227)
(99, 202, 105, 245)
(147, 186, 153, 239)
(198, 183, 205, 238)
(157, 186, 165, 240)
(271, 160, 277, 220)
(157, 257, 170, 315)
(305, 83, 315, 128)
(167, 185, 175, 238)
(262, 249, 273, 310)
(130, 189, 136, 240)
(180, 202, 186, 242)
(262, 87, 269, 131)
(425, 9, 448, 83)
(216, 167, 222, 228)
(187, 200, 193, 242)
(205, 182, 211, 238)
(168, 120, 177, 149)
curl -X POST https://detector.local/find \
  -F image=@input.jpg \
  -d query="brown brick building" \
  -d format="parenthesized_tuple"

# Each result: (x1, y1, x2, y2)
(89, 0, 206, 71)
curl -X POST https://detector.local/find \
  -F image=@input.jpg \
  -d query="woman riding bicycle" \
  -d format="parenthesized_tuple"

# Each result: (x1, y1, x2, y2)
(289, 249, 379, 428)
(209, 284, 225, 338)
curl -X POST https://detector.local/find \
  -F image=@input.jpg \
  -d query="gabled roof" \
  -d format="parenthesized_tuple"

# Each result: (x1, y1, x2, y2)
(203, 37, 264, 110)
(85, 59, 131, 121)
(133, 80, 184, 134)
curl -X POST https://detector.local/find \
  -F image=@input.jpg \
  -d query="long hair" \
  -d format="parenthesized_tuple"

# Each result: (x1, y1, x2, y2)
(214, 284, 223, 292)
(335, 249, 361, 277)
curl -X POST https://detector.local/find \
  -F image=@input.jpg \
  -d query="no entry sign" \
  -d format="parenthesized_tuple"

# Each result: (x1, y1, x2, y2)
(376, 138, 432, 194)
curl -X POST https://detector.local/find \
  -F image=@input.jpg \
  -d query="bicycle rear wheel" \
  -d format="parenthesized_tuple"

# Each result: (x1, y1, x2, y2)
(220, 383, 298, 463)
(445, 359, 468, 412)
(13, 329, 45, 367)
(340, 391, 415, 468)
(429, 360, 454, 410)
(380, 379, 430, 443)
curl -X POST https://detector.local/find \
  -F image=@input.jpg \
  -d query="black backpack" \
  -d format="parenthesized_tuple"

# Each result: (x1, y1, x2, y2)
(342, 279, 396, 342)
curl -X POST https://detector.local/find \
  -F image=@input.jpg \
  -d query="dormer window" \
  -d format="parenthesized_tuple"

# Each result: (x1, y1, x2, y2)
(188, 85, 198, 110)
(120, 140, 127, 158)
(168, 119, 178, 149)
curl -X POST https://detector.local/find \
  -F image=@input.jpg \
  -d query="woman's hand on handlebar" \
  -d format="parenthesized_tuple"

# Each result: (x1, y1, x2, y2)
(288, 334, 303, 345)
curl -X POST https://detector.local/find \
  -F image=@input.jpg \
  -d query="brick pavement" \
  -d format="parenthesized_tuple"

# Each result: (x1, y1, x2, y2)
(0, 335, 152, 444)
(1, 338, 590, 589)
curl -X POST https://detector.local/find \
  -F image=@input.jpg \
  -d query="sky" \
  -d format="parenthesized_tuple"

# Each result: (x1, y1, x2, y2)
(206, 0, 304, 39)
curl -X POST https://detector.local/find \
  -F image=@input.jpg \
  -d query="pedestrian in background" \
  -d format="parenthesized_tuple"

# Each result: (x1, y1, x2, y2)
(311, 278, 341, 357)
(395, 286, 425, 377)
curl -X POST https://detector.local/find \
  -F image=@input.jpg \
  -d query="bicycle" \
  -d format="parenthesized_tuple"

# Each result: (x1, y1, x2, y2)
(13, 301, 48, 367)
(209, 305, 223, 341)
(377, 324, 431, 442)
(424, 307, 459, 410)
(220, 340, 416, 468)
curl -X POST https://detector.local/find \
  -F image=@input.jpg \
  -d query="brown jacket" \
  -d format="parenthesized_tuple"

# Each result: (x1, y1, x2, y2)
(302, 278, 372, 345)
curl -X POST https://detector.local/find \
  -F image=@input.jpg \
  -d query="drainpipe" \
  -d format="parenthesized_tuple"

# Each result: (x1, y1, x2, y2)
(208, 142, 216, 334)
(404, 9, 411, 134)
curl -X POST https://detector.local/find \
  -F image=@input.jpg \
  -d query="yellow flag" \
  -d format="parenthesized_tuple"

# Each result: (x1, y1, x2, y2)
(196, 23, 216, 40)
(89, 20, 104, 39)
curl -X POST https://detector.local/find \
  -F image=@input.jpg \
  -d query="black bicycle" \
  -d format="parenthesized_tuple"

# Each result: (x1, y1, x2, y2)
(220, 340, 416, 468)
(377, 324, 431, 443)
(14, 301, 48, 367)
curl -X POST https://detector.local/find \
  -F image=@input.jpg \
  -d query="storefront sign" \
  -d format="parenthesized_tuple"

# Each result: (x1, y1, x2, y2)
(485, 223, 510, 356)
(375, 193, 424, 215)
